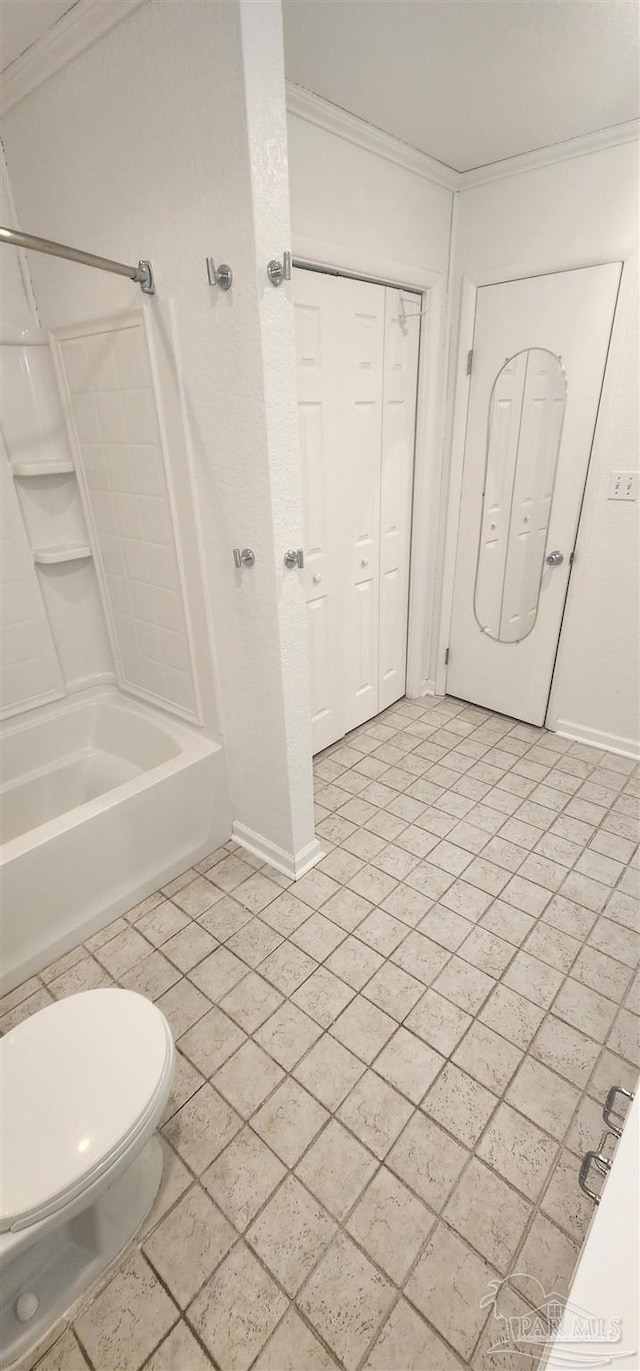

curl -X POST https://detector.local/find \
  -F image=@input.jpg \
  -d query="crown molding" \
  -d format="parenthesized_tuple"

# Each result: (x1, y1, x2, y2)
(286, 81, 461, 192)
(1, 0, 146, 116)
(460, 119, 640, 189)
(286, 81, 639, 194)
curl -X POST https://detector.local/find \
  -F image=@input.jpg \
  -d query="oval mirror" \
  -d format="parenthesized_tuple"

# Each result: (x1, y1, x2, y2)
(473, 347, 567, 644)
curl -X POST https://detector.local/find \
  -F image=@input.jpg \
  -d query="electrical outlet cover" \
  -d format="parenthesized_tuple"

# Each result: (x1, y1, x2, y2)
(607, 471, 639, 501)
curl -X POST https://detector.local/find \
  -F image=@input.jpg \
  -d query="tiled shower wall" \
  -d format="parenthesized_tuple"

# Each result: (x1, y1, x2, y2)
(56, 314, 200, 723)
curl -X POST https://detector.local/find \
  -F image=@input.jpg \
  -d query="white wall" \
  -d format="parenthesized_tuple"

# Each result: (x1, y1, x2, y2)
(446, 141, 639, 754)
(1, 0, 319, 870)
(287, 108, 452, 274)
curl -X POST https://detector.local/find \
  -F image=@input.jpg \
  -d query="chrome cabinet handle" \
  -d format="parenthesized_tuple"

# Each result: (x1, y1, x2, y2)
(284, 548, 304, 569)
(579, 1149, 612, 1204)
(546, 550, 564, 566)
(233, 547, 255, 568)
(603, 1084, 635, 1138)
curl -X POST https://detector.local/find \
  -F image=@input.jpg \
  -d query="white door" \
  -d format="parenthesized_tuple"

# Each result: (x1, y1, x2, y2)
(447, 264, 621, 725)
(293, 269, 421, 752)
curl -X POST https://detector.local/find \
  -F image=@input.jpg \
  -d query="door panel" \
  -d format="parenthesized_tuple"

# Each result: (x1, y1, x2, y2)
(293, 270, 343, 752)
(379, 289, 421, 709)
(447, 264, 621, 725)
(341, 278, 385, 733)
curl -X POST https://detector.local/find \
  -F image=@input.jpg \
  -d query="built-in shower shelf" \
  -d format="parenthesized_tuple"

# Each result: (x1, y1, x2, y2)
(33, 543, 92, 566)
(12, 461, 76, 477)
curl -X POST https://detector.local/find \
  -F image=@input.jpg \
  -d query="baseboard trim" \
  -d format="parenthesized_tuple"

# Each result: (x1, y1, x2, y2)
(232, 822, 324, 881)
(553, 720, 640, 761)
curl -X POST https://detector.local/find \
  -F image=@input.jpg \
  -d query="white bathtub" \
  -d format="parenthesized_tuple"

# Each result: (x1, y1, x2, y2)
(0, 689, 229, 993)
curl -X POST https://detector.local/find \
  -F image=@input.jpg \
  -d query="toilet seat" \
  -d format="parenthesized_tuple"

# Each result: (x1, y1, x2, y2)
(0, 989, 173, 1234)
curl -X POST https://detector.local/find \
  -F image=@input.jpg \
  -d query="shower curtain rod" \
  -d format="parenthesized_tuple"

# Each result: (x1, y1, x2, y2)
(0, 226, 155, 295)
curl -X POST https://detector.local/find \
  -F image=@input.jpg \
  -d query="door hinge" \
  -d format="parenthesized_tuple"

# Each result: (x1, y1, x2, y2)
(444, 647, 450, 665)
(466, 350, 473, 376)
(569, 550, 576, 565)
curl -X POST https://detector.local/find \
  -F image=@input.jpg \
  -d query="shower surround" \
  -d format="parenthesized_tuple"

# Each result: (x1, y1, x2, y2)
(0, 306, 229, 992)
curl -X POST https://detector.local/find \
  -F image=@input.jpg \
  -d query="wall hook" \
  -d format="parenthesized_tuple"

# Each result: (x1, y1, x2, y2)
(233, 547, 256, 568)
(267, 251, 291, 287)
(207, 257, 233, 291)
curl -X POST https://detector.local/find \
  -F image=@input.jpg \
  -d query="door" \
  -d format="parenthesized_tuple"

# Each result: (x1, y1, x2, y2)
(447, 264, 621, 725)
(293, 268, 421, 752)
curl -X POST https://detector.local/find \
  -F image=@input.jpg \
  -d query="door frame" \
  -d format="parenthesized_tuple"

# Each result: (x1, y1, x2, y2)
(436, 254, 634, 712)
(292, 233, 447, 705)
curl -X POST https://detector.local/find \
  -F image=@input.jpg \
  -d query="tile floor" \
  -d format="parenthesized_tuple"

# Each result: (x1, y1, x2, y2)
(3, 695, 639, 1371)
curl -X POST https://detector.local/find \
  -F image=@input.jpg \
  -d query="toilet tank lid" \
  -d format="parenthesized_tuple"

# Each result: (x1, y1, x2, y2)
(0, 989, 173, 1232)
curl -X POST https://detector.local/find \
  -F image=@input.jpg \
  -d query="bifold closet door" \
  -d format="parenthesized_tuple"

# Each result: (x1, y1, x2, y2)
(293, 267, 420, 753)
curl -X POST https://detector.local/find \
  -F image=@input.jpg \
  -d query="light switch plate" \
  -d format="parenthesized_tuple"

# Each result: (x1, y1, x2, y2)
(608, 472, 639, 501)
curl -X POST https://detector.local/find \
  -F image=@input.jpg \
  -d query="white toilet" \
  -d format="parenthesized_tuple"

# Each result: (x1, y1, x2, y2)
(0, 988, 174, 1366)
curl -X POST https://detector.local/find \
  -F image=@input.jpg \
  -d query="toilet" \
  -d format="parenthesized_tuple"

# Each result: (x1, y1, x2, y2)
(0, 988, 174, 1366)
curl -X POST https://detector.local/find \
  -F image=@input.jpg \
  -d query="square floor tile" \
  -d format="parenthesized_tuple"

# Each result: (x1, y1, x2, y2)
(323, 936, 383, 991)
(391, 930, 450, 985)
(259, 942, 318, 996)
(134, 902, 191, 947)
(252, 1078, 329, 1166)
(225, 918, 282, 968)
(234, 873, 282, 916)
(295, 1118, 378, 1219)
(524, 922, 581, 973)
(330, 995, 397, 1062)
(188, 1242, 288, 1371)
(433, 956, 495, 1014)
(338, 1069, 414, 1158)
(254, 1001, 323, 1069)
(218, 972, 284, 1034)
(478, 983, 545, 1050)
(356, 908, 409, 956)
(292, 912, 348, 961)
(540, 1148, 595, 1244)
(453, 1020, 522, 1093)
(346, 1166, 436, 1284)
(172, 877, 223, 917)
(213, 1041, 285, 1118)
(374, 1027, 444, 1104)
(404, 1223, 494, 1359)
(458, 926, 515, 978)
(162, 1083, 242, 1174)
(178, 1005, 246, 1077)
(198, 896, 253, 942)
(444, 1157, 531, 1273)
(506, 1057, 580, 1139)
(295, 869, 341, 910)
(293, 1034, 366, 1111)
(201, 1126, 285, 1230)
(439, 880, 494, 922)
(298, 1233, 395, 1371)
(292, 966, 355, 1026)
(189, 947, 248, 1002)
(422, 1061, 497, 1147)
(259, 891, 313, 937)
(387, 1111, 467, 1210)
(348, 864, 399, 905)
(553, 977, 618, 1042)
(362, 961, 424, 1020)
(572, 945, 633, 1003)
(531, 1014, 601, 1087)
(162, 924, 218, 974)
(381, 883, 433, 925)
(503, 950, 564, 1009)
(155, 980, 212, 1040)
(321, 887, 372, 933)
(143, 1185, 235, 1307)
(418, 903, 473, 951)
(74, 1252, 177, 1371)
(476, 1101, 558, 1201)
(247, 1175, 336, 1295)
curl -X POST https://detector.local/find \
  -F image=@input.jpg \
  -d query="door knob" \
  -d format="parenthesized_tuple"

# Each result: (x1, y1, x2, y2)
(284, 548, 304, 569)
(361, 557, 369, 568)
(546, 550, 564, 567)
(313, 573, 321, 584)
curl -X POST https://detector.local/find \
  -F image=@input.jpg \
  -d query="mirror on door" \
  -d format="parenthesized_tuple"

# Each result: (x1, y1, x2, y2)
(474, 347, 567, 644)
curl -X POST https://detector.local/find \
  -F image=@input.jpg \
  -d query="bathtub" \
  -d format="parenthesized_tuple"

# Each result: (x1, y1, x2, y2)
(0, 688, 229, 993)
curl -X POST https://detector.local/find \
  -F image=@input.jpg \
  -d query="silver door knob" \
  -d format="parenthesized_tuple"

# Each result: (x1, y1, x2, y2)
(313, 573, 321, 583)
(546, 550, 564, 566)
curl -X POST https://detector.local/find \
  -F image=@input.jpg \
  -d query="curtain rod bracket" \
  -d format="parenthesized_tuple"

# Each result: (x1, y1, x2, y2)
(134, 260, 155, 295)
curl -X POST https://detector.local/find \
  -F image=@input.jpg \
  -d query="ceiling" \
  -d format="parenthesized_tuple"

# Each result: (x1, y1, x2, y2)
(282, 0, 640, 172)
(0, 0, 79, 70)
